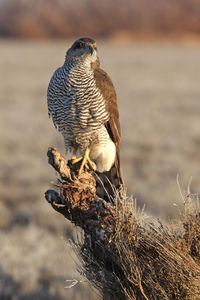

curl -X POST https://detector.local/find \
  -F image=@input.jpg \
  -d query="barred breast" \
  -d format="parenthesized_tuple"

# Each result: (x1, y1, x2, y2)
(47, 58, 110, 155)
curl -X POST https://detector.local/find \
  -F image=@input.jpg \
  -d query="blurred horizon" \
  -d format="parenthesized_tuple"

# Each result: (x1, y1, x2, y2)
(1, 0, 200, 42)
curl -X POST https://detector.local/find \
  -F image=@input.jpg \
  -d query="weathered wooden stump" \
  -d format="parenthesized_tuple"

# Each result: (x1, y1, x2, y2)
(45, 147, 200, 300)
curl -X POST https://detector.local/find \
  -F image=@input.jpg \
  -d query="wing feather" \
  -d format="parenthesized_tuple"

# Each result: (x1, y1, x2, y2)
(94, 68, 122, 185)
(94, 68, 121, 144)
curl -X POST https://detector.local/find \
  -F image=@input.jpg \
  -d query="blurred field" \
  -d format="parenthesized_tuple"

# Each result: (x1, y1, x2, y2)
(0, 39, 200, 299)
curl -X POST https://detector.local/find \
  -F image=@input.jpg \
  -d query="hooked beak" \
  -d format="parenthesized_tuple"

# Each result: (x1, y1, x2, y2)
(89, 43, 97, 54)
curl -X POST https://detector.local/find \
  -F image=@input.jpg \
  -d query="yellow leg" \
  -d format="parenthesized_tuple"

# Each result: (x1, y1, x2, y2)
(72, 148, 77, 161)
(72, 157, 82, 164)
(72, 147, 82, 164)
(78, 148, 96, 174)
(87, 157, 96, 171)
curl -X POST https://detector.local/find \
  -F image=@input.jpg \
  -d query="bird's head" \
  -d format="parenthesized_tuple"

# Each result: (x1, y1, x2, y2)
(66, 37, 98, 64)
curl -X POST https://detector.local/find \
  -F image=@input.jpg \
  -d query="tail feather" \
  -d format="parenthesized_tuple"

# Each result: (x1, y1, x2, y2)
(114, 142, 123, 186)
(95, 143, 123, 201)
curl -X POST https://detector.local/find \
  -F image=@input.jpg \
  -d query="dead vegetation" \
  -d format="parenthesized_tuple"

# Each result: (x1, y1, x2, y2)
(45, 147, 200, 300)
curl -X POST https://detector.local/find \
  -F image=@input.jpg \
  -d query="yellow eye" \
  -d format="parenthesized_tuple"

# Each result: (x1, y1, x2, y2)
(80, 42, 84, 48)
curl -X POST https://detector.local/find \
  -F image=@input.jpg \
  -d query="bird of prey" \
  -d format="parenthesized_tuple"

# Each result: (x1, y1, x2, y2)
(47, 37, 122, 187)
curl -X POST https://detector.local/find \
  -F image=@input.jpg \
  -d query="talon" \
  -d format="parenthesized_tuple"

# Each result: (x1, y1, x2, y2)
(71, 147, 82, 164)
(78, 148, 96, 174)
(71, 147, 79, 161)
(72, 157, 82, 164)
(87, 158, 96, 171)
(78, 154, 88, 174)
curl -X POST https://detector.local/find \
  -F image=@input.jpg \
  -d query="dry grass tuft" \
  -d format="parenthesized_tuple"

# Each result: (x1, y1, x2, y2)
(78, 199, 200, 300)
(46, 148, 200, 300)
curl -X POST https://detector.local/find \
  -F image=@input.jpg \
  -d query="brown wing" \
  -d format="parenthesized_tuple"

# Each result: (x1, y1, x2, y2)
(94, 68, 122, 185)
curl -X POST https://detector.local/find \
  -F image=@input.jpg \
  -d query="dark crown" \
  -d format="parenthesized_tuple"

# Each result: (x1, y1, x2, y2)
(71, 37, 96, 50)
(78, 37, 96, 44)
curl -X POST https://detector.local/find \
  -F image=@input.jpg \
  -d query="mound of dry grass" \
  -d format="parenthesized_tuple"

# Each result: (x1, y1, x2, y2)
(45, 148, 200, 300)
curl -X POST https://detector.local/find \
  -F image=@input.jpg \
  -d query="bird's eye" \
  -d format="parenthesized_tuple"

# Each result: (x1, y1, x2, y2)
(80, 42, 84, 48)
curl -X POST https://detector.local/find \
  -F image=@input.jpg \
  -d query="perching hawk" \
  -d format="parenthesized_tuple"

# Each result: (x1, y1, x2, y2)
(47, 37, 122, 188)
